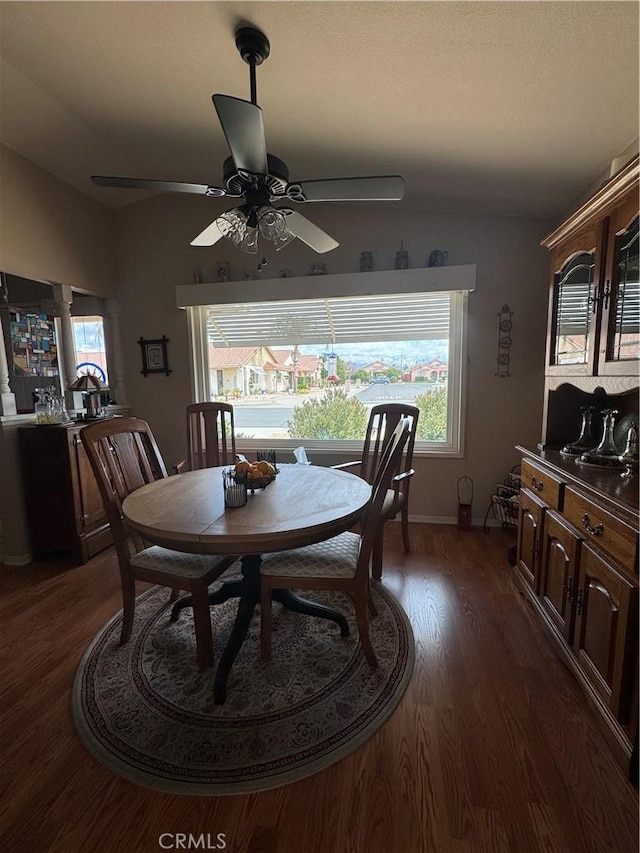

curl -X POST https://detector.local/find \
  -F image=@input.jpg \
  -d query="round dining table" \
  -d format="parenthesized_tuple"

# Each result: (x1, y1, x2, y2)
(122, 464, 371, 702)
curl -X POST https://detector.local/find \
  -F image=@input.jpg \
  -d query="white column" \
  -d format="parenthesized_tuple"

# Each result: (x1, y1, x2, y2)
(53, 284, 77, 401)
(105, 297, 127, 405)
(0, 311, 17, 416)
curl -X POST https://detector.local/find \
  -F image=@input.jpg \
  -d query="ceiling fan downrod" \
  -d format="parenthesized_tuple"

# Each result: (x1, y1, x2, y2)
(235, 27, 270, 106)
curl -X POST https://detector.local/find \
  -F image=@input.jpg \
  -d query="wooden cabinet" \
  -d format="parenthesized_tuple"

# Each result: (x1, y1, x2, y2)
(515, 447, 638, 778)
(540, 157, 639, 452)
(598, 192, 639, 376)
(516, 488, 546, 593)
(539, 510, 580, 642)
(522, 157, 639, 779)
(573, 542, 636, 723)
(18, 423, 112, 564)
(543, 158, 639, 382)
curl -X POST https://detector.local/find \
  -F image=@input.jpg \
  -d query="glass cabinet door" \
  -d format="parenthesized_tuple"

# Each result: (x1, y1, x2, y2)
(550, 251, 596, 367)
(603, 214, 639, 370)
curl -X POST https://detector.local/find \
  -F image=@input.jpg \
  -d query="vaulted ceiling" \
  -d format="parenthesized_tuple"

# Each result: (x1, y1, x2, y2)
(1, 1, 638, 220)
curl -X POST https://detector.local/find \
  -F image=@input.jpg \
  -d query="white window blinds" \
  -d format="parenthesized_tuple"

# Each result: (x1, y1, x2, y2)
(206, 292, 451, 347)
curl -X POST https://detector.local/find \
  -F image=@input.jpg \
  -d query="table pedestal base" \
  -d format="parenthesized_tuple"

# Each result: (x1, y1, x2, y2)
(170, 554, 350, 704)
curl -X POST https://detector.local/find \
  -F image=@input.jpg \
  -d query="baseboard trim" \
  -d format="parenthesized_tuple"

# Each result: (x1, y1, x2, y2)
(394, 515, 509, 529)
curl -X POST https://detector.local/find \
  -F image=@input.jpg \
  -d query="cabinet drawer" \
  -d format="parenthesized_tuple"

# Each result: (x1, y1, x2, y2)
(564, 488, 638, 573)
(521, 459, 564, 510)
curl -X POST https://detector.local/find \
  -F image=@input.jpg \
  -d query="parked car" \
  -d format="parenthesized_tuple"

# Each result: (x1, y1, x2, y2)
(369, 376, 391, 384)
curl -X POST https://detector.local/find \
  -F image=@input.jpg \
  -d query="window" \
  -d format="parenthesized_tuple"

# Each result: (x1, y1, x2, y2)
(178, 267, 474, 456)
(552, 253, 595, 365)
(72, 315, 108, 385)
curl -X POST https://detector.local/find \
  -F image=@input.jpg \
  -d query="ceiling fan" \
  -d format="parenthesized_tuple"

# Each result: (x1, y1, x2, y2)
(92, 26, 404, 255)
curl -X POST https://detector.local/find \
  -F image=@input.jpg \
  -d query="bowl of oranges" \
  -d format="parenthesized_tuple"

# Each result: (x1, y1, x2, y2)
(233, 458, 278, 492)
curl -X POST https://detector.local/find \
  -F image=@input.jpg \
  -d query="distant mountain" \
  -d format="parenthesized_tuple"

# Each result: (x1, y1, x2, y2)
(298, 340, 448, 369)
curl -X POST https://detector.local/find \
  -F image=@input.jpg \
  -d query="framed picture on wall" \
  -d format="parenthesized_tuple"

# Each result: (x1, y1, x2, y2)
(138, 336, 171, 376)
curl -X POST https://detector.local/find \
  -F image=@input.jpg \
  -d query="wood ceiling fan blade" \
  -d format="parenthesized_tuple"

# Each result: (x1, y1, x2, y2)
(289, 175, 405, 203)
(283, 211, 339, 254)
(212, 94, 268, 176)
(190, 219, 225, 247)
(91, 175, 226, 196)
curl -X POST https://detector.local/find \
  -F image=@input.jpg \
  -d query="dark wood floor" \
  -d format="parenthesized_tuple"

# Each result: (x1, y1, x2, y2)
(1, 524, 638, 853)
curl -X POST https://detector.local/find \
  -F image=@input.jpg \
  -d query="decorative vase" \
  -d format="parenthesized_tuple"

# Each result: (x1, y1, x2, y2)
(620, 422, 639, 479)
(561, 406, 595, 455)
(579, 409, 624, 467)
(360, 251, 373, 272)
(428, 249, 449, 267)
(395, 243, 409, 270)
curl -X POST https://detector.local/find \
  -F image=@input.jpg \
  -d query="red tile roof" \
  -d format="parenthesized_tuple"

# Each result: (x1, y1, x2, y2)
(208, 345, 260, 368)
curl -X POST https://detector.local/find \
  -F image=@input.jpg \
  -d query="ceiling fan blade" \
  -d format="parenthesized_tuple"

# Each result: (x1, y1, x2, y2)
(283, 210, 339, 254)
(190, 218, 225, 247)
(212, 94, 268, 176)
(288, 175, 404, 203)
(91, 175, 226, 196)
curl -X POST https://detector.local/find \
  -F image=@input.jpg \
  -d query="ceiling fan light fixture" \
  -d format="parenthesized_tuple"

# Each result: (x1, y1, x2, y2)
(238, 224, 259, 254)
(257, 204, 295, 250)
(257, 205, 286, 238)
(217, 207, 247, 236)
(273, 227, 296, 251)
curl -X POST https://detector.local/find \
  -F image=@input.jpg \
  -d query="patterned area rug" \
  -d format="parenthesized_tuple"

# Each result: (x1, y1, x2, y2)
(72, 579, 415, 795)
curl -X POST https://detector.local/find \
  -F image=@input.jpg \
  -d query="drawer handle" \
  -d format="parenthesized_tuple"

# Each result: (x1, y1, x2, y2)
(582, 513, 604, 537)
(563, 576, 573, 600)
(531, 476, 544, 492)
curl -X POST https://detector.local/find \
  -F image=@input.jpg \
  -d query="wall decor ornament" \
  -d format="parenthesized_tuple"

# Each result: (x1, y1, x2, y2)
(495, 305, 513, 378)
(360, 251, 373, 272)
(395, 242, 409, 270)
(138, 336, 171, 377)
(428, 249, 449, 267)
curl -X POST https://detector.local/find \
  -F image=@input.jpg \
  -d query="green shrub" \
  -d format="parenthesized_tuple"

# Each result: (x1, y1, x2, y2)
(287, 387, 368, 439)
(415, 387, 448, 441)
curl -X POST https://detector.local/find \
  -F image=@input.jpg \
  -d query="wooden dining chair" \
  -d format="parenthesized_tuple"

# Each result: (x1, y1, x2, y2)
(80, 416, 234, 668)
(333, 403, 419, 579)
(186, 402, 237, 470)
(260, 417, 411, 669)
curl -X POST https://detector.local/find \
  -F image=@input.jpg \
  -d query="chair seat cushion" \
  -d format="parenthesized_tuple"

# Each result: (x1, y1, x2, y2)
(260, 531, 361, 579)
(130, 545, 226, 579)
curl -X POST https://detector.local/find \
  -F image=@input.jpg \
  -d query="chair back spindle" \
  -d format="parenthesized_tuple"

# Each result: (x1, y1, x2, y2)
(186, 403, 236, 470)
(357, 417, 411, 574)
(81, 418, 167, 561)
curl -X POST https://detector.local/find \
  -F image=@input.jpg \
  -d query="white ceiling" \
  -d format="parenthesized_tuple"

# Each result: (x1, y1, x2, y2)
(1, 1, 638, 220)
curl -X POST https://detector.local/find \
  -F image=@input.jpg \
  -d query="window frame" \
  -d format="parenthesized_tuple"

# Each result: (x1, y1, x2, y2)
(179, 267, 474, 458)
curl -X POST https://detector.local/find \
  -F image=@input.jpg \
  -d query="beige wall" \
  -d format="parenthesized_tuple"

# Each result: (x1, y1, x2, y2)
(0, 145, 116, 293)
(115, 193, 553, 522)
(1, 152, 553, 561)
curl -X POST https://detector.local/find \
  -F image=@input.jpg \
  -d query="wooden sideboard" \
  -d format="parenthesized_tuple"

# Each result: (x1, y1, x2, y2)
(515, 445, 638, 779)
(18, 423, 112, 564)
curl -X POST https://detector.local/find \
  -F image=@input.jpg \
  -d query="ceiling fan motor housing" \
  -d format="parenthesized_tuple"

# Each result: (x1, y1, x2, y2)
(222, 154, 289, 198)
